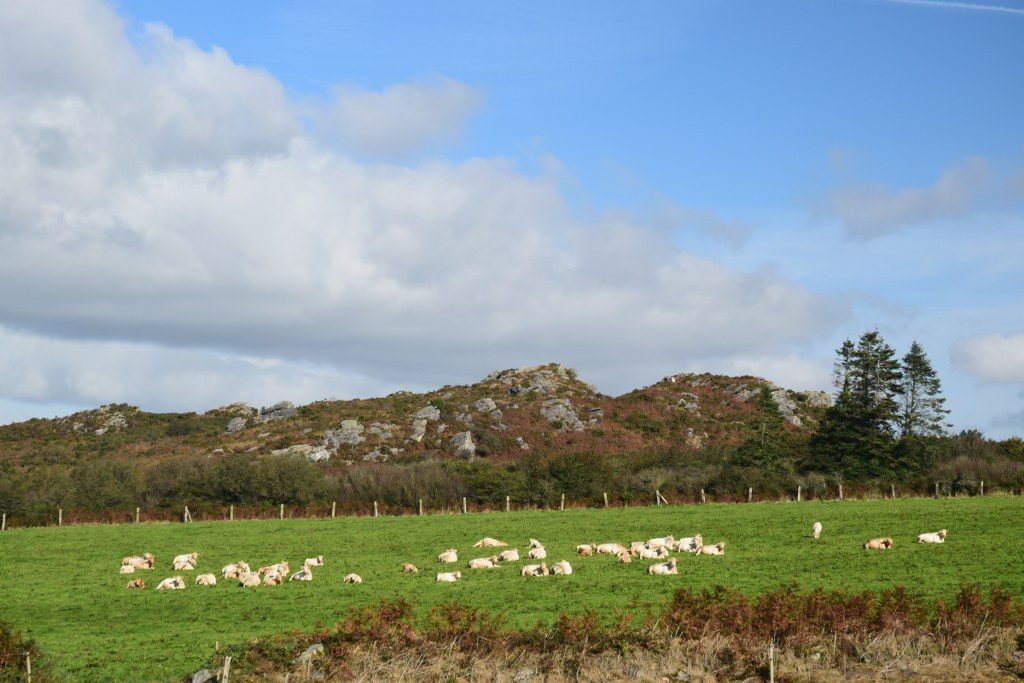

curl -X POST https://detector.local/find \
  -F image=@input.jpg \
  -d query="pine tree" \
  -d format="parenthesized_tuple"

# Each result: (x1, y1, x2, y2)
(897, 341, 949, 438)
(734, 385, 787, 471)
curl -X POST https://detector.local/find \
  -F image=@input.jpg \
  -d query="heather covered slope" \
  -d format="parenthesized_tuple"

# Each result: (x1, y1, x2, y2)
(0, 364, 829, 469)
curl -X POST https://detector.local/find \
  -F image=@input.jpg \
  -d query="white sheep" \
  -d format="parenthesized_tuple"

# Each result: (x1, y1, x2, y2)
(343, 573, 363, 584)
(696, 542, 726, 556)
(238, 572, 261, 587)
(648, 558, 678, 575)
(634, 546, 663, 560)
(813, 522, 823, 540)
(527, 546, 547, 560)
(195, 573, 217, 586)
(576, 544, 596, 556)
(122, 553, 154, 569)
(498, 549, 520, 562)
(629, 541, 648, 555)
(917, 529, 948, 544)
(258, 561, 289, 576)
(289, 567, 313, 582)
(402, 563, 419, 574)
(119, 564, 136, 574)
(473, 537, 509, 548)
(304, 555, 325, 567)
(468, 556, 499, 569)
(596, 543, 627, 556)
(617, 551, 632, 564)
(646, 535, 674, 550)
(551, 560, 572, 575)
(521, 562, 548, 577)
(675, 535, 702, 553)
(436, 571, 462, 583)
(437, 548, 459, 563)
(172, 553, 198, 570)
(263, 571, 284, 586)
(156, 576, 185, 590)
(528, 538, 544, 549)
(222, 562, 251, 579)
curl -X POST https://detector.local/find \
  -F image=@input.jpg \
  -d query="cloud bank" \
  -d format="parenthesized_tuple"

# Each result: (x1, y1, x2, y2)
(953, 333, 1024, 383)
(0, 0, 844, 418)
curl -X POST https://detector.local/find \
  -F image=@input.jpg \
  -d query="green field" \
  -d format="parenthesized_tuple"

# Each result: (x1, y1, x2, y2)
(1, 496, 1022, 681)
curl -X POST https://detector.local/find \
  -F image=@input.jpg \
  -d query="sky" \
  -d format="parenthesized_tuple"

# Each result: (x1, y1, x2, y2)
(0, 0, 1022, 437)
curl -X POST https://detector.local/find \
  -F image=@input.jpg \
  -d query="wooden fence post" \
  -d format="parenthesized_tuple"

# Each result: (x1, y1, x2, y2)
(462, 497, 468, 514)
(229, 504, 234, 521)
(560, 493, 565, 511)
(135, 507, 140, 524)
(891, 483, 896, 499)
(506, 495, 511, 513)
(418, 499, 424, 516)
(603, 492, 609, 509)
(1, 512, 5, 532)
(980, 480, 984, 496)
(279, 503, 285, 520)
(700, 489, 706, 503)
(747, 487, 753, 503)
(768, 641, 775, 683)
(58, 508, 62, 527)
(222, 654, 231, 683)
(331, 501, 336, 518)
(25, 653, 31, 683)
(796, 485, 801, 502)
(183, 506, 191, 523)
(934, 482, 939, 498)
(373, 501, 379, 517)
(656, 489, 661, 507)
(838, 484, 843, 501)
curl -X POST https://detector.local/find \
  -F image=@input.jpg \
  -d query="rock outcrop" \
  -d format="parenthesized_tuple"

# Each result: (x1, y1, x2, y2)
(323, 420, 365, 448)
(271, 444, 332, 462)
(254, 401, 297, 424)
(451, 431, 476, 459)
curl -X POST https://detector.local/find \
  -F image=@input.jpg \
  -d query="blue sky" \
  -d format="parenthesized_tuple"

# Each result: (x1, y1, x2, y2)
(1, 0, 1022, 437)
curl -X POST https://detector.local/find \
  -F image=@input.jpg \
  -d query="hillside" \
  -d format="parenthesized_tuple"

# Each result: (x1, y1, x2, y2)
(0, 364, 831, 470)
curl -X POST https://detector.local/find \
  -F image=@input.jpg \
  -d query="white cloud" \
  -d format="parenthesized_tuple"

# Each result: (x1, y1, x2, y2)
(0, 0, 847, 420)
(312, 77, 483, 158)
(952, 333, 1024, 383)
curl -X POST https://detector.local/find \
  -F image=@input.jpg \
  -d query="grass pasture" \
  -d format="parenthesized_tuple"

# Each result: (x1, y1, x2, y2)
(1, 496, 1022, 681)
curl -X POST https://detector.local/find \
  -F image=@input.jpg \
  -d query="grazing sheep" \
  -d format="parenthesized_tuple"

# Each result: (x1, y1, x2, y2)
(596, 543, 628, 556)
(527, 546, 547, 560)
(813, 522, 823, 540)
(576, 544, 596, 556)
(473, 537, 509, 548)
(648, 558, 679, 575)
(917, 529, 948, 544)
(528, 538, 544, 549)
(436, 571, 462, 583)
(172, 553, 198, 570)
(617, 551, 632, 564)
(551, 560, 573, 575)
(468, 556, 499, 569)
(238, 572, 261, 587)
(221, 562, 250, 579)
(402, 563, 419, 574)
(258, 562, 289, 576)
(126, 579, 145, 589)
(437, 549, 459, 563)
(498, 549, 520, 562)
(863, 537, 894, 550)
(195, 573, 217, 586)
(263, 572, 284, 586)
(289, 567, 313, 582)
(304, 555, 325, 567)
(120, 564, 136, 574)
(521, 562, 548, 577)
(696, 542, 726, 556)
(343, 573, 363, 584)
(156, 576, 185, 591)
(676, 535, 702, 553)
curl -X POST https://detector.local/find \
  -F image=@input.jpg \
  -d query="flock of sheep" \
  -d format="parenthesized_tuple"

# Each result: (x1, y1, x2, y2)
(117, 523, 950, 590)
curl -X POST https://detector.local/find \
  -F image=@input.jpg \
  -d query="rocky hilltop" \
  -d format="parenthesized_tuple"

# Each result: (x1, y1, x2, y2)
(0, 364, 831, 469)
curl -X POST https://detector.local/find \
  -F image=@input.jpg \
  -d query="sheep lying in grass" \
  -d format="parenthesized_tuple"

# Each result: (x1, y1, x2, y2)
(576, 544, 595, 556)
(675, 535, 702, 553)
(521, 562, 548, 577)
(304, 555, 324, 567)
(528, 538, 544, 549)
(527, 546, 547, 560)
(596, 543, 627, 556)
(120, 564, 136, 574)
(473, 537, 508, 548)
(696, 542, 726, 556)
(468, 556, 499, 569)
(813, 522, 823, 540)
(551, 560, 572, 575)
(648, 558, 678, 575)
(617, 551, 632, 564)
(289, 567, 313, 582)
(122, 553, 154, 570)
(634, 546, 667, 560)
(863, 537, 893, 550)
(222, 562, 251, 579)
(646, 535, 674, 550)
(238, 572, 261, 587)
(258, 562, 289, 576)
(126, 579, 145, 589)
(343, 573, 362, 584)
(156, 576, 185, 591)
(172, 553, 198, 571)
(436, 571, 461, 583)
(437, 549, 458, 563)
(498, 549, 520, 562)
(402, 563, 419, 574)
(263, 572, 284, 586)
(195, 573, 217, 586)
(917, 529, 947, 544)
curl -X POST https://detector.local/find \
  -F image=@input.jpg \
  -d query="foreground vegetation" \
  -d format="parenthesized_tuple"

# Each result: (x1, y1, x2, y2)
(0, 496, 1021, 681)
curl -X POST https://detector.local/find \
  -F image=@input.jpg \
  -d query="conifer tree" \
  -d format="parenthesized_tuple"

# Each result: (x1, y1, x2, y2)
(897, 341, 949, 438)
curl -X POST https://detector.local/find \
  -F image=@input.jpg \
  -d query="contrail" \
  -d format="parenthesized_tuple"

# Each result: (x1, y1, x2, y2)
(878, 0, 1024, 15)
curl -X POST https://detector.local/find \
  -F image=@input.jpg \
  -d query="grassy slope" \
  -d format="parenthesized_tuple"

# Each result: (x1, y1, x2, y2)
(1, 496, 1021, 681)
